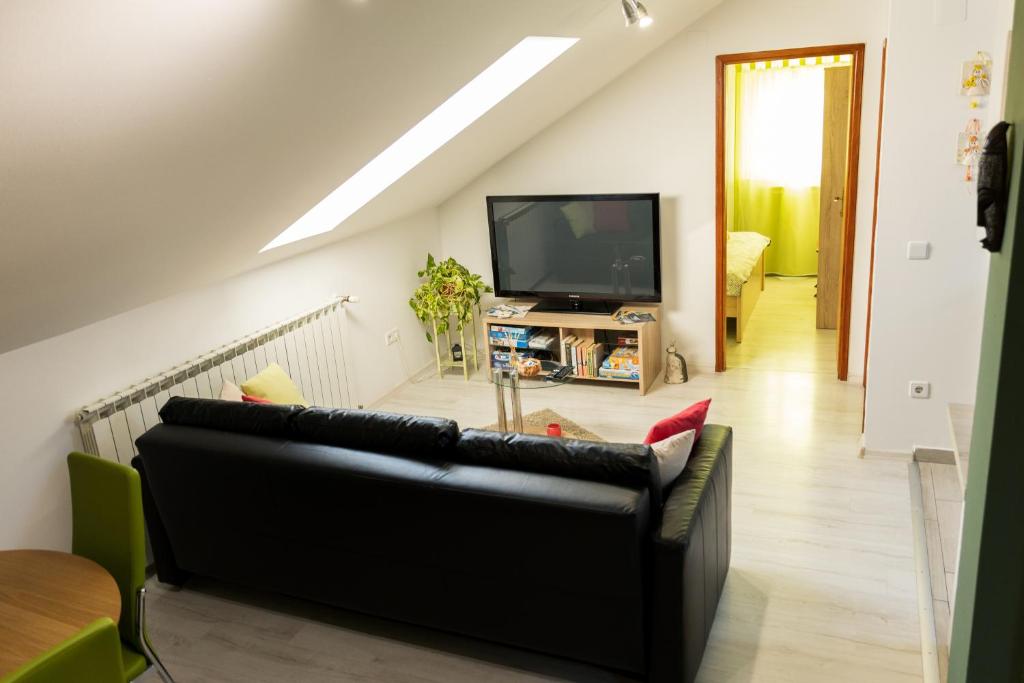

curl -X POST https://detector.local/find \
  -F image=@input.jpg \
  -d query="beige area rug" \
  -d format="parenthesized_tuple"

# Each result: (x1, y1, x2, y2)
(481, 408, 606, 442)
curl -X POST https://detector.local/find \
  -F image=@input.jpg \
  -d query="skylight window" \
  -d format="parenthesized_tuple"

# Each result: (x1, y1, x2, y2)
(261, 36, 579, 252)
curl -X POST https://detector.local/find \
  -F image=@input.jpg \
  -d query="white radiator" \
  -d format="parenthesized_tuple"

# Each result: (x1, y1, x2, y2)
(74, 297, 355, 463)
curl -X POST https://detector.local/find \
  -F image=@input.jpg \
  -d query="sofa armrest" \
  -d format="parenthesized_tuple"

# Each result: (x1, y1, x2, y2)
(131, 456, 190, 587)
(649, 424, 732, 683)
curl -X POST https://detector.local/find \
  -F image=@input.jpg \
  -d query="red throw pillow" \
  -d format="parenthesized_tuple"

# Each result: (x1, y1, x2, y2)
(594, 200, 631, 233)
(643, 398, 711, 445)
(242, 394, 273, 404)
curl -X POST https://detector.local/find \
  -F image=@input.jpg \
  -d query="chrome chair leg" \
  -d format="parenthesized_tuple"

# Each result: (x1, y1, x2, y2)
(136, 587, 175, 683)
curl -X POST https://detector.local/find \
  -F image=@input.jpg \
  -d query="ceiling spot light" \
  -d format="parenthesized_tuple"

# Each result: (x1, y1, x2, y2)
(621, 0, 653, 28)
(261, 36, 578, 252)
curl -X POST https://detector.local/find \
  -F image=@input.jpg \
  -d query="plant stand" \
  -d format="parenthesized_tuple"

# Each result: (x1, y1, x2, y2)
(431, 311, 479, 380)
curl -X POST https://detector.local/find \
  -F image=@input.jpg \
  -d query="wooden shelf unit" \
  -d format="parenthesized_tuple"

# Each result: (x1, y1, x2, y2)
(482, 304, 661, 395)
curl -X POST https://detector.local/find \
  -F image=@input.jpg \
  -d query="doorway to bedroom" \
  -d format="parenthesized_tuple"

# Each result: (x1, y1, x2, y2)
(714, 45, 865, 379)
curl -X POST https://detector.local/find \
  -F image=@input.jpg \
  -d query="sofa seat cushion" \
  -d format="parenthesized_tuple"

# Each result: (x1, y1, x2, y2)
(455, 429, 661, 508)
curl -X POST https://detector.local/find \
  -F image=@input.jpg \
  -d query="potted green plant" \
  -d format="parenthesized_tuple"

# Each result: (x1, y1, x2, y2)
(409, 254, 492, 378)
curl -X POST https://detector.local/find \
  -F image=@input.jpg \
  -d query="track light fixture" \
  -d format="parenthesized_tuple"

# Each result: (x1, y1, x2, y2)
(621, 0, 653, 28)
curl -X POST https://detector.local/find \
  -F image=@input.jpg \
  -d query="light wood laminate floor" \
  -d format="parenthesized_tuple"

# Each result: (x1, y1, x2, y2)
(139, 353, 921, 682)
(727, 276, 837, 375)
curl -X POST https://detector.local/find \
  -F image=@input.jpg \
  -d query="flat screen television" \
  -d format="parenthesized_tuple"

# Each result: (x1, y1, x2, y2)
(487, 193, 661, 313)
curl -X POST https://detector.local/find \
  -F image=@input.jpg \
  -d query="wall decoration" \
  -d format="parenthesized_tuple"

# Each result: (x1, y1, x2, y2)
(960, 52, 992, 96)
(956, 118, 983, 181)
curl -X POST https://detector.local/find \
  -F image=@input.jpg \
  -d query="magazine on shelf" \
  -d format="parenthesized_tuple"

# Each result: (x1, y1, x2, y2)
(486, 304, 534, 319)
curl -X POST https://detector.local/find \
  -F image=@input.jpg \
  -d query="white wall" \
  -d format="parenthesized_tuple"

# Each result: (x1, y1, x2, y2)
(0, 209, 439, 550)
(864, 0, 1011, 452)
(438, 0, 889, 375)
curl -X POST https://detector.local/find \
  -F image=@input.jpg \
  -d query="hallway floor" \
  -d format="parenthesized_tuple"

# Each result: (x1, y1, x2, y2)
(727, 276, 837, 375)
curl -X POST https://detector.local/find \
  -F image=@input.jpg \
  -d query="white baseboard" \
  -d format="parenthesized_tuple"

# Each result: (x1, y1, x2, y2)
(860, 447, 913, 462)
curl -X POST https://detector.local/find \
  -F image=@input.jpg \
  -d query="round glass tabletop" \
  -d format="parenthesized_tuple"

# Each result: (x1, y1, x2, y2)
(492, 359, 573, 389)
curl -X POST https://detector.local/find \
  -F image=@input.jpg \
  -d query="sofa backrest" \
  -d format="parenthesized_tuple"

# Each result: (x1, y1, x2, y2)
(455, 428, 662, 509)
(135, 421, 652, 673)
(157, 396, 459, 460)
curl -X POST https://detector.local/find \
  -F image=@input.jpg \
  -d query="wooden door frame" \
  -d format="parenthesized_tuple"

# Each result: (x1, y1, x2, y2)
(862, 38, 887, 430)
(715, 43, 866, 379)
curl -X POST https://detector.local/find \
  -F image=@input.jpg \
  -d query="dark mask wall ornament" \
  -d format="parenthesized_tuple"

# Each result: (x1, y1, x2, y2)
(977, 121, 1012, 252)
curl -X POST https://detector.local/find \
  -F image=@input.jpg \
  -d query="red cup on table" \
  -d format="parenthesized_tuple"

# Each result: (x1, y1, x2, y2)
(547, 423, 562, 437)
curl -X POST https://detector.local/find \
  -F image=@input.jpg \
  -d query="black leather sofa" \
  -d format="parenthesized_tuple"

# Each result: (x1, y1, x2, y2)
(133, 397, 731, 683)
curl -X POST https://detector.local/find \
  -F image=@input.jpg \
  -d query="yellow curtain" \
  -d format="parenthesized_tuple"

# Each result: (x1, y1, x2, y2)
(727, 61, 826, 276)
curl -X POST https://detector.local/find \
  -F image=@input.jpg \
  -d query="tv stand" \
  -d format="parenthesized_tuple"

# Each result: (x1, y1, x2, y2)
(483, 303, 661, 395)
(530, 299, 622, 315)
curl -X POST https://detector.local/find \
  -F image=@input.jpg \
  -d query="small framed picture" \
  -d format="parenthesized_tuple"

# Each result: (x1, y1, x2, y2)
(961, 56, 992, 96)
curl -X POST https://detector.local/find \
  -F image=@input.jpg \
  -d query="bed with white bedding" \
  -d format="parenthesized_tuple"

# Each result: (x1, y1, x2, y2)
(726, 231, 771, 343)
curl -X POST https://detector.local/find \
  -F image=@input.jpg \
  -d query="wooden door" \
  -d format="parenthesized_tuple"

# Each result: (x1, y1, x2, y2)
(817, 66, 851, 329)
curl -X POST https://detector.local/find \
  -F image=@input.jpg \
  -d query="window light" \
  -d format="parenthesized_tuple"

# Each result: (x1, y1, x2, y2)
(261, 36, 579, 252)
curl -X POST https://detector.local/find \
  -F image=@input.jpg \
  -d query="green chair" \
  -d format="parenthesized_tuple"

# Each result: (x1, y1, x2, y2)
(0, 618, 125, 683)
(67, 451, 175, 683)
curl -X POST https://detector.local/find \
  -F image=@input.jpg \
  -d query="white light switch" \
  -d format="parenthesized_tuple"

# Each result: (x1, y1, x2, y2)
(907, 241, 931, 260)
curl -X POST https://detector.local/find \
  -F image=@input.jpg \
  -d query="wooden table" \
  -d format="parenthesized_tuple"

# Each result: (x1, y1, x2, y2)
(0, 549, 121, 675)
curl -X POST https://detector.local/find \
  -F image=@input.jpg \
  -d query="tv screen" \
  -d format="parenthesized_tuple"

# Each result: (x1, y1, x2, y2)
(487, 194, 661, 302)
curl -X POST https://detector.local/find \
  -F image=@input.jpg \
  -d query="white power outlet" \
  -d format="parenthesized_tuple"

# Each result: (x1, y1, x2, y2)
(909, 381, 931, 399)
(384, 328, 400, 346)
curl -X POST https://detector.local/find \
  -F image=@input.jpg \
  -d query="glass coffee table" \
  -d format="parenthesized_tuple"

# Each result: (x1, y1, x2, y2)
(492, 359, 572, 432)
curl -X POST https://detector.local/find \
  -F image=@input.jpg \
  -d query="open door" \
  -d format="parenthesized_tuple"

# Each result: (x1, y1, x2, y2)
(715, 44, 865, 378)
(817, 66, 851, 329)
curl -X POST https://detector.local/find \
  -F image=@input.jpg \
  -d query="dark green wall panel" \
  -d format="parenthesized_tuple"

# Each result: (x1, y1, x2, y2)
(949, 2, 1024, 681)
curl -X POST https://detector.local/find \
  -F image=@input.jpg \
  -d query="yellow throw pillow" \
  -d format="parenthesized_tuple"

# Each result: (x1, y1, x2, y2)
(241, 363, 309, 407)
(559, 201, 595, 239)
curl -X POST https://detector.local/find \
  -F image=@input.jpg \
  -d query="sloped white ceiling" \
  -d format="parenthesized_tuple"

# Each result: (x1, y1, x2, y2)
(0, 0, 720, 354)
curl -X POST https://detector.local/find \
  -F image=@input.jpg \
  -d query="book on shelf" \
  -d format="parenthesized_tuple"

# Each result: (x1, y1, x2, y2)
(488, 325, 534, 347)
(599, 345, 639, 380)
(616, 335, 639, 347)
(487, 326, 560, 353)
(598, 366, 640, 380)
(527, 332, 558, 351)
(561, 335, 576, 371)
(574, 338, 585, 376)
(490, 324, 534, 335)
(491, 349, 537, 370)
(589, 342, 606, 378)
(488, 334, 533, 349)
